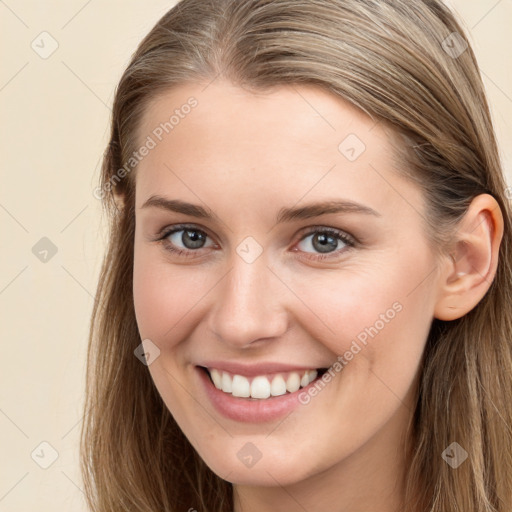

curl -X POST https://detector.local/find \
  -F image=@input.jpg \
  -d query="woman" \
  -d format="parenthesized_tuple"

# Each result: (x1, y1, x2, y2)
(81, 1, 512, 510)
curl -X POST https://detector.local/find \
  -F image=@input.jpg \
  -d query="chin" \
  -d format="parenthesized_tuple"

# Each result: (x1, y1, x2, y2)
(193, 437, 326, 487)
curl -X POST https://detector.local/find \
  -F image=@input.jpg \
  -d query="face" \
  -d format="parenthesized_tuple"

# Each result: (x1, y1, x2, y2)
(132, 80, 440, 487)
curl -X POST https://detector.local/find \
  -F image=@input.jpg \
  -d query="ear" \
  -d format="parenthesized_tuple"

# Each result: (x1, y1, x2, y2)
(434, 193, 504, 321)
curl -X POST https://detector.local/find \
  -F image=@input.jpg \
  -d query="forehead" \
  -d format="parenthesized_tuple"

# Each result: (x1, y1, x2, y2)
(137, 79, 389, 155)
(133, 80, 417, 220)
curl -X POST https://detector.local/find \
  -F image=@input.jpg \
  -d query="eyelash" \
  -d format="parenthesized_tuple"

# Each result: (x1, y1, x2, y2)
(155, 223, 356, 261)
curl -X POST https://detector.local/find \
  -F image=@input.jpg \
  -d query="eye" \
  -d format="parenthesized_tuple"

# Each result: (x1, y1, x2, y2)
(157, 224, 215, 258)
(294, 227, 355, 260)
(156, 224, 356, 261)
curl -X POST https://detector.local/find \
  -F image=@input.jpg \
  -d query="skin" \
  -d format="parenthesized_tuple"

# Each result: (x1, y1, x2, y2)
(130, 79, 504, 512)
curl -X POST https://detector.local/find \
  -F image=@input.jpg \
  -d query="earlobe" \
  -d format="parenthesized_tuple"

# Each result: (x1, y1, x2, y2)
(434, 194, 504, 321)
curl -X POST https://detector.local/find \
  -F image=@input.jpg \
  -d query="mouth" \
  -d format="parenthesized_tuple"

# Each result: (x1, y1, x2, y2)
(198, 366, 329, 400)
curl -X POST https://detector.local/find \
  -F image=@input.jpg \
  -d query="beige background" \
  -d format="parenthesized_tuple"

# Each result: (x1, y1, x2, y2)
(0, 1, 511, 510)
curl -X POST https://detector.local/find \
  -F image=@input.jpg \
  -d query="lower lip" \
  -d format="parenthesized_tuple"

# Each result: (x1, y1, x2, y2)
(196, 366, 321, 423)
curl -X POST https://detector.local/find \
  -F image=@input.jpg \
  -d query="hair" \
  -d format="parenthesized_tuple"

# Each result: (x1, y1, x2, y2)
(80, 0, 512, 510)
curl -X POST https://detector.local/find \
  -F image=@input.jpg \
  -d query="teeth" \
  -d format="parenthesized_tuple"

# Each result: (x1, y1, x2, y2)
(301, 369, 317, 387)
(270, 375, 287, 396)
(232, 375, 250, 397)
(286, 372, 301, 393)
(207, 368, 320, 399)
(221, 371, 232, 393)
(251, 376, 271, 399)
(300, 370, 318, 387)
(210, 368, 222, 389)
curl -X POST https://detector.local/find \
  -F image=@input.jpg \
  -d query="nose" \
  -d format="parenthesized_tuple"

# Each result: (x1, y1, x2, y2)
(207, 252, 290, 349)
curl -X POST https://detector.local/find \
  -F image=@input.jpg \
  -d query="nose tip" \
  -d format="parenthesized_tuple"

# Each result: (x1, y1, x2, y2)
(207, 259, 289, 349)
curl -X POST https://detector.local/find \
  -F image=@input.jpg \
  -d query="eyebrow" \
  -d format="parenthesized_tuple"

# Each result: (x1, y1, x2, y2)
(140, 195, 381, 223)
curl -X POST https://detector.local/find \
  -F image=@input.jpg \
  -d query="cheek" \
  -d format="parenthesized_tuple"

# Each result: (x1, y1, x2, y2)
(132, 247, 213, 345)
(132, 250, 204, 419)
(287, 252, 435, 376)
(133, 248, 181, 340)
(289, 269, 403, 347)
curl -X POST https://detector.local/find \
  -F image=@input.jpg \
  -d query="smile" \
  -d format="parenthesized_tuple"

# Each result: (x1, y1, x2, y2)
(203, 367, 328, 400)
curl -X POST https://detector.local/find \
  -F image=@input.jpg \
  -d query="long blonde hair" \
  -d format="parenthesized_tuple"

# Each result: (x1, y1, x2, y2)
(80, 1, 512, 510)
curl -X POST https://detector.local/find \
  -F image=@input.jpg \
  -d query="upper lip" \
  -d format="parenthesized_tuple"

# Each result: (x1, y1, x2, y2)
(197, 360, 328, 377)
